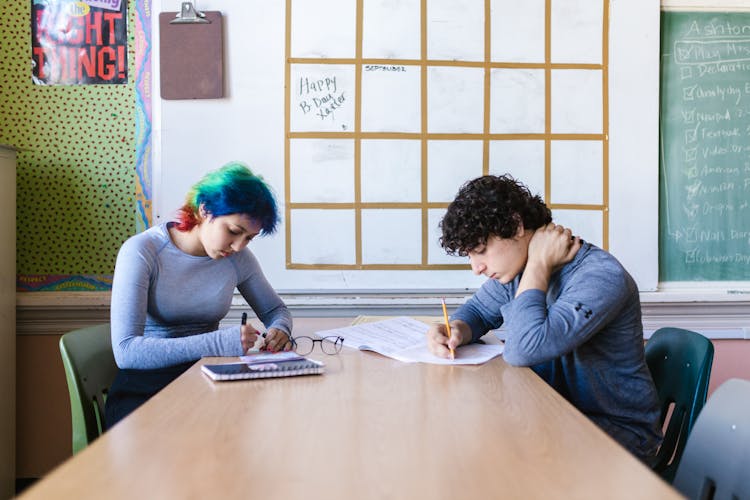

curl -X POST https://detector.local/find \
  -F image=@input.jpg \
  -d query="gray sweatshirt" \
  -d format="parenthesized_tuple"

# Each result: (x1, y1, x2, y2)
(110, 223, 292, 369)
(453, 242, 663, 461)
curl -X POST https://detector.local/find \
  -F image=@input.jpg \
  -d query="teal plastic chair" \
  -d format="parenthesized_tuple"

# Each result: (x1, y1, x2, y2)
(645, 327, 714, 483)
(59, 324, 118, 454)
(673, 378, 750, 499)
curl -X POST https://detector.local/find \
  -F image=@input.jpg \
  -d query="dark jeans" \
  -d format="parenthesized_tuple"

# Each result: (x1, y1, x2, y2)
(104, 361, 194, 430)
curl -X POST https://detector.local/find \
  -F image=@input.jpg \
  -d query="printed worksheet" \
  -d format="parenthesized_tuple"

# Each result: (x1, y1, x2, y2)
(316, 316, 503, 365)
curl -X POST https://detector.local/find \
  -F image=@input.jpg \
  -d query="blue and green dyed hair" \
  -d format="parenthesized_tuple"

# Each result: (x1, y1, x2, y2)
(175, 162, 279, 234)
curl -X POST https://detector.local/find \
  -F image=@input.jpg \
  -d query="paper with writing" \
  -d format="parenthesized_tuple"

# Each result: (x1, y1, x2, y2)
(316, 316, 503, 365)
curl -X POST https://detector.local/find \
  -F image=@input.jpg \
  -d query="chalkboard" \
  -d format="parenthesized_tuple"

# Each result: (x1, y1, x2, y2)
(660, 11, 750, 281)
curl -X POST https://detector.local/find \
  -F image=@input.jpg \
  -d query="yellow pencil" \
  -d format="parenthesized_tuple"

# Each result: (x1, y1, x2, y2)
(441, 298, 455, 359)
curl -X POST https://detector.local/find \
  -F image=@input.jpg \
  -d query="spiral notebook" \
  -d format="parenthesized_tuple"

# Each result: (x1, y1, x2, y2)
(201, 357, 325, 381)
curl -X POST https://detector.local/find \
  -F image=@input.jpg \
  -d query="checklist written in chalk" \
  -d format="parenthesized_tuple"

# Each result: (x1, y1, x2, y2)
(660, 11, 750, 281)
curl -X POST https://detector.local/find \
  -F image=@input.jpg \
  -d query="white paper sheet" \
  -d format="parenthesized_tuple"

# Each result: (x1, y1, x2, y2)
(315, 316, 504, 365)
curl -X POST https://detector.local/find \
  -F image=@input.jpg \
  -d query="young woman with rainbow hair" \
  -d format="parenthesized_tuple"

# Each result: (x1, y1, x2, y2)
(106, 162, 292, 427)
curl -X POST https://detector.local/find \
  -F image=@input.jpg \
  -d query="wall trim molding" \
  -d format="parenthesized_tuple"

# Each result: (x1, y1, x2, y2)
(16, 291, 750, 338)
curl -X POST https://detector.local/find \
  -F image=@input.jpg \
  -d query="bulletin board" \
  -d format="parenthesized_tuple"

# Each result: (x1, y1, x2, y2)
(152, 0, 659, 292)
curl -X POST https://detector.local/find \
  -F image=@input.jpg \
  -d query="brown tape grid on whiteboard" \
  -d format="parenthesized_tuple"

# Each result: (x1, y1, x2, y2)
(284, 0, 610, 270)
(159, 11, 223, 100)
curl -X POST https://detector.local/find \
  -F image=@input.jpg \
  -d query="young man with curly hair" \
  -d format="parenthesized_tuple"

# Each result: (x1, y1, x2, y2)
(427, 174, 662, 462)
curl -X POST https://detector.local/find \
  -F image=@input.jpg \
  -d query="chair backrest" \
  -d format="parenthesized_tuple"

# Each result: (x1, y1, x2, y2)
(673, 378, 750, 500)
(59, 324, 118, 454)
(645, 327, 714, 483)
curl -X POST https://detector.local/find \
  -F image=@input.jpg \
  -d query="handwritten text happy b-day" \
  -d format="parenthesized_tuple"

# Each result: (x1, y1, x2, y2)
(298, 76, 347, 121)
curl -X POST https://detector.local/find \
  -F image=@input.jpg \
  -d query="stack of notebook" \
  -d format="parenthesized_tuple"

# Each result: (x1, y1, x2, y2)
(201, 352, 324, 381)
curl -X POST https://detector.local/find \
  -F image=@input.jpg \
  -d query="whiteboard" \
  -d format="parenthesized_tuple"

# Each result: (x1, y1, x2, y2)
(152, 0, 659, 292)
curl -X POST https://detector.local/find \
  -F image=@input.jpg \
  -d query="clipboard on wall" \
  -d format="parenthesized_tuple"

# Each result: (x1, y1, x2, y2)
(159, 2, 224, 99)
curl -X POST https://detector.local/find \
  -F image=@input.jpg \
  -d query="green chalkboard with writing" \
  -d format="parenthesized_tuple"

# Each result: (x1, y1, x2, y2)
(660, 11, 750, 281)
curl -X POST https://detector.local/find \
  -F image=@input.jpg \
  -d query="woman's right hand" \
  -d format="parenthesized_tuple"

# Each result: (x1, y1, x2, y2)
(240, 324, 261, 354)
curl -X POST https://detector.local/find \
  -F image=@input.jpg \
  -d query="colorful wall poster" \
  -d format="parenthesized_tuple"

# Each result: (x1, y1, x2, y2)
(31, 0, 128, 85)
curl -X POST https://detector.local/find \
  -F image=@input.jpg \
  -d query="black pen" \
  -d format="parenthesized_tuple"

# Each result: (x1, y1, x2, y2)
(242, 312, 267, 339)
(242, 311, 269, 344)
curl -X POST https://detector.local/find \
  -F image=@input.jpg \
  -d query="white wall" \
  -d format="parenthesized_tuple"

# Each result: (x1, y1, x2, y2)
(152, 0, 659, 292)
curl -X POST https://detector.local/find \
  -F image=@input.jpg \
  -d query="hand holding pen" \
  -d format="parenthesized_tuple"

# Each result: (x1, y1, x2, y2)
(441, 298, 455, 359)
(240, 312, 292, 353)
(239, 312, 261, 354)
(426, 303, 470, 359)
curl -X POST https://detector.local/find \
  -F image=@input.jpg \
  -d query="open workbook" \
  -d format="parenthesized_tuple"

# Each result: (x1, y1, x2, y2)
(316, 316, 503, 365)
(202, 352, 324, 381)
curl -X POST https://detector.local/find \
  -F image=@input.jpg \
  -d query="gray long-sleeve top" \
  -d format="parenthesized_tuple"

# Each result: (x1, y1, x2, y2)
(452, 242, 663, 460)
(110, 223, 292, 370)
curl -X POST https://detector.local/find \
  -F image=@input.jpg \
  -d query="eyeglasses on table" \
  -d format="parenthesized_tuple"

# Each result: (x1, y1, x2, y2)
(290, 335, 344, 355)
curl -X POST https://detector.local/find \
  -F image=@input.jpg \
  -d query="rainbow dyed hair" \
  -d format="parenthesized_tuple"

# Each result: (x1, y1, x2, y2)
(175, 162, 279, 234)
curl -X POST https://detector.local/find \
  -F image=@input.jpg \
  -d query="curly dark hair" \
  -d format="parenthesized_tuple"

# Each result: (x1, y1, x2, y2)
(440, 175, 551, 256)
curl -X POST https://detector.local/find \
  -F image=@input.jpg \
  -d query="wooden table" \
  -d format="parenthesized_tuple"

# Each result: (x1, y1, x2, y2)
(20, 318, 682, 499)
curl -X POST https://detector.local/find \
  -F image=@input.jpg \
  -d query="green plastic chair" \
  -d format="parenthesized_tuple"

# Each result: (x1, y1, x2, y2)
(645, 327, 714, 483)
(59, 324, 118, 454)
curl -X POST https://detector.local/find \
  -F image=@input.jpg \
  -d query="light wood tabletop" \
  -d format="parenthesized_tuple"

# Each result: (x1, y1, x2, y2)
(20, 318, 682, 500)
